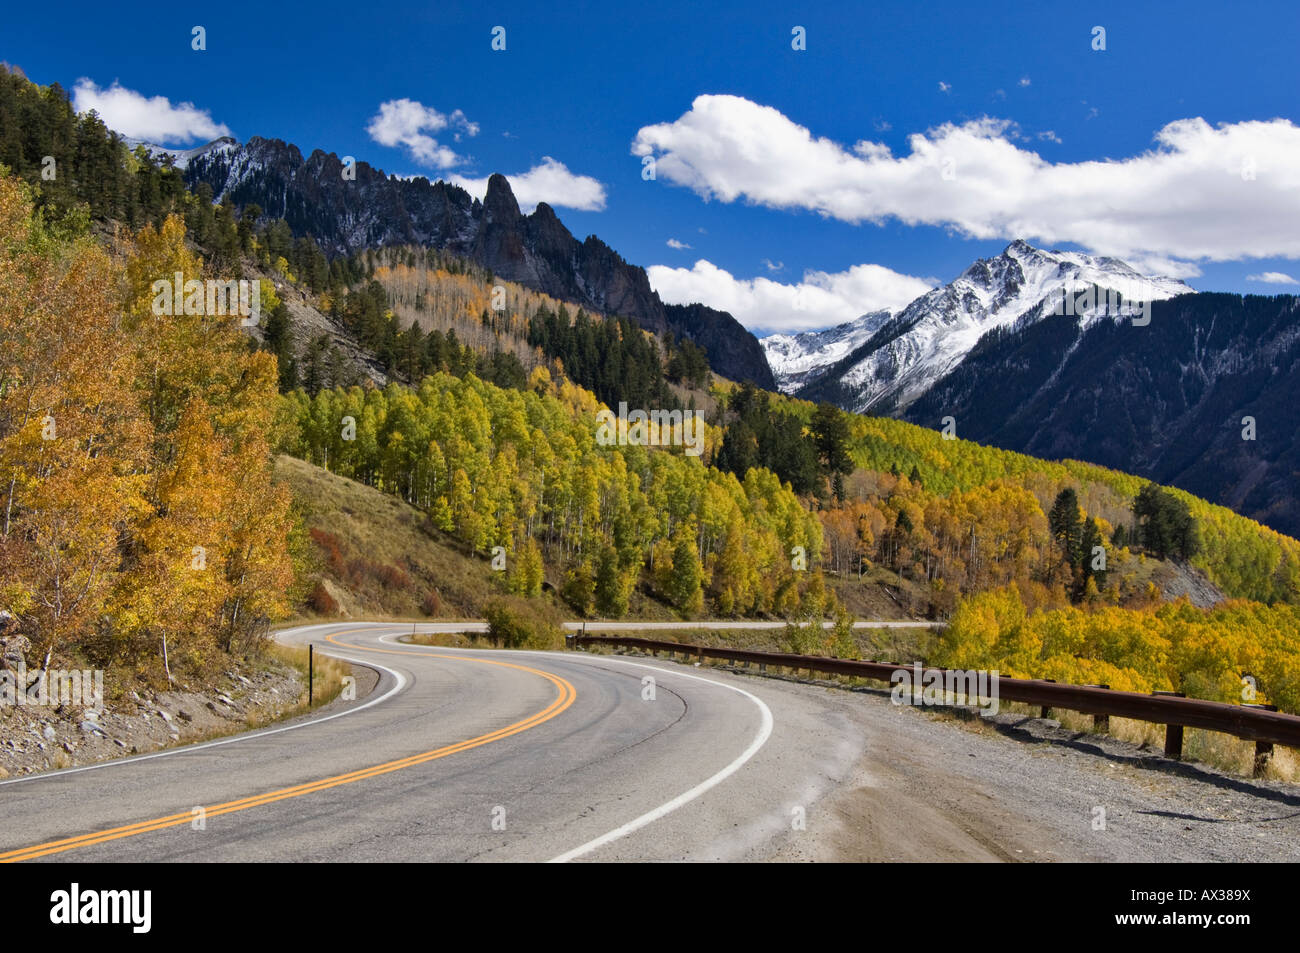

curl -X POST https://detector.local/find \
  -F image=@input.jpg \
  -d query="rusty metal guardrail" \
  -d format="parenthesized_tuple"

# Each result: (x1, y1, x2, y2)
(568, 634, 1298, 778)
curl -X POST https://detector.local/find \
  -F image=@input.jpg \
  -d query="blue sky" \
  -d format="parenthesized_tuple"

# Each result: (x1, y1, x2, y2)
(5, 0, 1300, 333)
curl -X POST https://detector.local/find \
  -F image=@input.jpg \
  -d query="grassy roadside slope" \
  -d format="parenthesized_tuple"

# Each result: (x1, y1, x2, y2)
(276, 454, 501, 620)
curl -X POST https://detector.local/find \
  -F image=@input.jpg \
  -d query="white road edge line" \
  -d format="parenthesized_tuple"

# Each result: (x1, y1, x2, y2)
(377, 633, 779, 861)
(372, 634, 778, 859)
(540, 653, 774, 863)
(0, 624, 408, 787)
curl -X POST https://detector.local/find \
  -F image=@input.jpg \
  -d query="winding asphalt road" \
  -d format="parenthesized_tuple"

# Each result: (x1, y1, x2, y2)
(0, 622, 847, 862)
(5, 621, 1295, 863)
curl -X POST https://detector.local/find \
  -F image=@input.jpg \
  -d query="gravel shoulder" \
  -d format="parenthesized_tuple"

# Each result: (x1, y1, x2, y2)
(540, 647, 1299, 863)
(706, 668, 1300, 863)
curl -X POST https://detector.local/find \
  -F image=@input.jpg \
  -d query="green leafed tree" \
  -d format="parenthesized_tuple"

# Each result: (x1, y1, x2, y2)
(667, 524, 703, 617)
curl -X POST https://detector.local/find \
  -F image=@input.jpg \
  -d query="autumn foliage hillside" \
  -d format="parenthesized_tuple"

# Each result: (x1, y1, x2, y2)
(278, 376, 832, 621)
(276, 453, 507, 620)
(0, 173, 297, 685)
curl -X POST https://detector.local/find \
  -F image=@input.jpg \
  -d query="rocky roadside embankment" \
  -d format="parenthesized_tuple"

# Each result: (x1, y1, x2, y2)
(0, 631, 310, 779)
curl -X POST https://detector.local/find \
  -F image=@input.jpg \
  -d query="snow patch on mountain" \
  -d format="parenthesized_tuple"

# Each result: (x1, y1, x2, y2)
(123, 136, 240, 171)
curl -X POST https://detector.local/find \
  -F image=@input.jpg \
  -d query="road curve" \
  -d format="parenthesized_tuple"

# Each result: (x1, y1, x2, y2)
(4, 622, 1295, 863)
(0, 623, 796, 862)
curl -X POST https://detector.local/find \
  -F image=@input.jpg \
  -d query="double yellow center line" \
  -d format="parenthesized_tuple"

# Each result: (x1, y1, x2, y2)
(1, 632, 576, 862)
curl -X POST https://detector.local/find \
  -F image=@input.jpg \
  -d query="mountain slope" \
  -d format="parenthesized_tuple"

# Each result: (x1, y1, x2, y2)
(124, 135, 240, 171)
(902, 292, 1300, 537)
(175, 137, 774, 386)
(663, 302, 775, 389)
(795, 240, 1192, 412)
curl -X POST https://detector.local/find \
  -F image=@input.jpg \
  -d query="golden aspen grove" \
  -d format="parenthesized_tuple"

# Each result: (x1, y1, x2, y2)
(277, 376, 826, 620)
(0, 172, 296, 683)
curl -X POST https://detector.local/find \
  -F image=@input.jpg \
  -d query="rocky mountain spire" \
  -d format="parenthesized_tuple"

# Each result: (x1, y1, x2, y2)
(177, 135, 775, 385)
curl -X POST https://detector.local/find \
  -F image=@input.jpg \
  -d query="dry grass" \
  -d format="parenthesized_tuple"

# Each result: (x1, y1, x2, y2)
(276, 454, 503, 619)
(264, 642, 349, 716)
(1000, 703, 1298, 782)
(828, 566, 935, 622)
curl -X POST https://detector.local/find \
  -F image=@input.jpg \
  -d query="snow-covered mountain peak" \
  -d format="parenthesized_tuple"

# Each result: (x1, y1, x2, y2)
(763, 309, 892, 392)
(773, 240, 1194, 412)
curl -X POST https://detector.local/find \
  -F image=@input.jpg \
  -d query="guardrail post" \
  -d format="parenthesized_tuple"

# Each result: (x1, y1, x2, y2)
(1040, 679, 1056, 718)
(1092, 685, 1110, 732)
(1254, 740, 1275, 777)
(1165, 723, 1184, 759)
(1153, 691, 1186, 759)
(1244, 704, 1279, 777)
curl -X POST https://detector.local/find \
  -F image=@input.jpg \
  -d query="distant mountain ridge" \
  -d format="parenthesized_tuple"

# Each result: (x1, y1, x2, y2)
(788, 239, 1193, 413)
(760, 240, 1300, 537)
(902, 291, 1300, 538)
(159, 135, 775, 388)
(124, 135, 239, 171)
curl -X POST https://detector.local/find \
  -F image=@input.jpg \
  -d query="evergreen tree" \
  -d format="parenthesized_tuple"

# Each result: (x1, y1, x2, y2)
(594, 544, 630, 617)
(1133, 484, 1199, 560)
(1075, 517, 1105, 600)
(1048, 488, 1083, 565)
(667, 527, 703, 616)
(810, 402, 854, 476)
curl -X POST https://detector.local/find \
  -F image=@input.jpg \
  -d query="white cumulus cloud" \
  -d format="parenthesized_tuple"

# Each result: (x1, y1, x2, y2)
(72, 79, 231, 144)
(667, 238, 692, 249)
(366, 98, 478, 168)
(631, 95, 1300, 270)
(1247, 271, 1298, 284)
(450, 157, 606, 213)
(647, 259, 935, 334)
